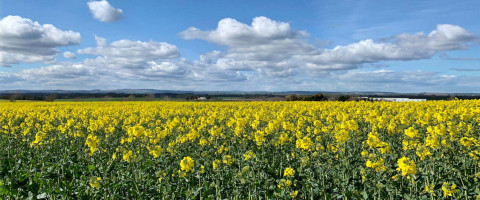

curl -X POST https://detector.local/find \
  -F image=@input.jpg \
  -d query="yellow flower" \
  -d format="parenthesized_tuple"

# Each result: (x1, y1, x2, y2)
(290, 190, 298, 198)
(442, 182, 459, 197)
(223, 155, 233, 165)
(284, 167, 295, 177)
(425, 134, 440, 149)
(365, 158, 386, 172)
(213, 160, 221, 170)
(277, 179, 292, 189)
(243, 151, 256, 161)
(180, 156, 195, 172)
(30, 131, 46, 147)
(199, 138, 207, 146)
(470, 151, 480, 160)
(89, 177, 101, 189)
(416, 145, 432, 160)
(460, 137, 479, 148)
(334, 129, 350, 144)
(361, 151, 369, 157)
(85, 134, 100, 155)
(396, 157, 416, 176)
(404, 127, 419, 138)
(149, 145, 163, 158)
(123, 150, 133, 162)
(424, 184, 436, 196)
(296, 136, 314, 151)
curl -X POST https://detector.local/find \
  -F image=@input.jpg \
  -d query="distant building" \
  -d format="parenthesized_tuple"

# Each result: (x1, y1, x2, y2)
(197, 97, 207, 100)
(371, 98, 426, 102)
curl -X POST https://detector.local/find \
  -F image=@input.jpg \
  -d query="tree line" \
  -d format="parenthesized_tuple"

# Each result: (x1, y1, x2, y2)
(285, 93, 355, 102)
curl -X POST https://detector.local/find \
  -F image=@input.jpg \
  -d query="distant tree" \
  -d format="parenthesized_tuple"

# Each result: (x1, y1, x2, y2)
(9, 93, 21, 102)
(337, 95, 350, 102)
(124, 95, 136, 101)
(301, 95, 312, 101)
(206, 95, 211, 100)
(285, 95, 298, 101)
(448, 95, 458, 101)
(185, 95, 198, 101)
(145, 94, 155, 101)
(312, 93, 327, 101)
(163, 95, 170, 101)
(101, 95, 112, 101)
(45, 94, 57, 102)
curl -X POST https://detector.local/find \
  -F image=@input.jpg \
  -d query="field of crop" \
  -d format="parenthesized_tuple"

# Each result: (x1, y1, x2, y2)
(1, 101, 480, 199)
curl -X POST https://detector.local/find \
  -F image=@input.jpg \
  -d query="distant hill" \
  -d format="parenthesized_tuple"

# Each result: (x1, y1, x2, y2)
(1, 89, 480, 101)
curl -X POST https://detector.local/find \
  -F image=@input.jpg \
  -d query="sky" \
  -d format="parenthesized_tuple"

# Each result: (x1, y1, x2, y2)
(0, 0, 479, 92)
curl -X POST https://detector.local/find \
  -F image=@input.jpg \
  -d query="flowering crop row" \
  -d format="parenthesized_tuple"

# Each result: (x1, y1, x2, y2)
(0, 101, 479, 199)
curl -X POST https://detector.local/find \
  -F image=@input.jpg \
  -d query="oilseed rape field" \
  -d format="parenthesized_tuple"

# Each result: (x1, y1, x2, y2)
(1, 101, 480, 199)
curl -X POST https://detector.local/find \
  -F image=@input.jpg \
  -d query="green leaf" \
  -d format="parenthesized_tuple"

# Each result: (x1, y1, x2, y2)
(37, 193, 47, 199)
(362, 190, 368, 199)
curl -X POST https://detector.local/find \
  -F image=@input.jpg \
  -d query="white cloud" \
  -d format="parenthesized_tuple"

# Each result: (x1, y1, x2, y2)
(182, 17, 477, 75)
(77, 36, 180, 69)
(63, 51, 76, 59)
(9, 37, 187, 87)
(296, 39, 417, 70)
(181, 16, 315, 76)
(335, 70, 458, 91)
(78, 36, 179, 60)
(0, 15, 81, 66)
(87, 0, 123, 22)
(181, 17, 302, 46)
(300, 24, 477, 70)
(22, 63, 92, 80)
(2, 16, 479, 92)
(0, 72, 23, 84)
(395, 24, 476, 51)
(94, 35, 107, 47)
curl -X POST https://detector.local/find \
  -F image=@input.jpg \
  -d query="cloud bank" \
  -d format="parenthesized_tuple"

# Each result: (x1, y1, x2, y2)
(0, 15, 81, 67)
(1, 16, 479, 92)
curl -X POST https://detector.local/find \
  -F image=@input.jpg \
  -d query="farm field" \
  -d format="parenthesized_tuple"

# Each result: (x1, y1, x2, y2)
(1, 101, 480, 199)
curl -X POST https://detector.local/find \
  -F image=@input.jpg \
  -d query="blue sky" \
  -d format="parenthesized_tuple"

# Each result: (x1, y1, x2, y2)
(0, 0, 479, 92)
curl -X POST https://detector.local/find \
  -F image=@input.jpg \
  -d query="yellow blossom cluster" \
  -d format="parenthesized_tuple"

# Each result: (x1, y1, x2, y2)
(1, 100, 480, 198)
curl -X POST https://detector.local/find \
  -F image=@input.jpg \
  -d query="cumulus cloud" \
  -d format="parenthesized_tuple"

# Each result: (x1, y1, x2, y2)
(180, 17, 303, 46)
(22, 63, 92, 80)
(63, 51, 76, 59)
(78, 36, 179, 60)
(281, 69, 478, 93)
(0, 15, 81, 66)
(0, 72, 23, 84)
(298, 24, 477, 70)
(182, 17, 477, 75)
(87, 0, 123, 22)
(14, 37, 187, 86)
(394, 24, 476, 51)
(2, 16, 479, 92)
(0, 35, 188, 89)
(181, 16, 315, 76)
(333, 69, 459, 91)
(77, 36, 180, 69)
